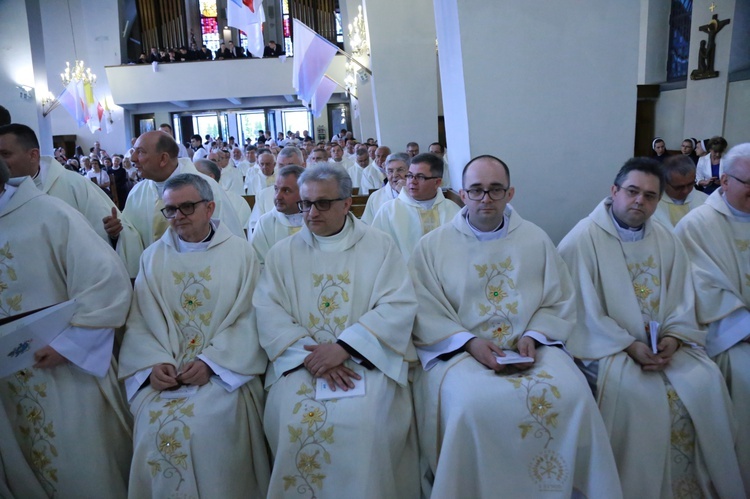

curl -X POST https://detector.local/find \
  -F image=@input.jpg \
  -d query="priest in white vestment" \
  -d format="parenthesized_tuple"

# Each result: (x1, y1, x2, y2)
(558, 158, 745, 498)
(428, 142, 452, 189)
(119, 174, 270, 498)
(194, 158, 252, 229)
(347, 147, 382, 193)
(674, 143, 750, 491)
(254, 164, 419, 498)
(410, 156, 621, 498)
(247, 147, 304, 232)
(244, 150, 277, 195)
(211, 148, 245, 196)
(105, 131, 243, 277)
(372, 153, 460, 261)
(327, 143, 352, 171)
(361, 153, 408, 224)
(653, 155, 708, 228)
(409, 156, 621, 498)
(0, 123, 140, 267)
(0, 163, 133, 498)
(250, 165, 304, 264)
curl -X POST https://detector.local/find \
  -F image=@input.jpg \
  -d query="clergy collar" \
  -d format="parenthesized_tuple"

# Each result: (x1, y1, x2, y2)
(311, 216, 353, 252)
(412, 195, 437, 210)
(154, 163, 183, 195)
(174, 220, 217, 252)
(609, 208, 644, 242)
(463, 210, 508, 241)
(282, 212, 304, 226)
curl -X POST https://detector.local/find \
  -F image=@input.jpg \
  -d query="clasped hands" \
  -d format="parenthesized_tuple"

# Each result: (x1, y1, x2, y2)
(150, 360, 213, 391)
(625, 337, 679, 371)
(304, 343, 361, 392)
(466, 336, 537, 373)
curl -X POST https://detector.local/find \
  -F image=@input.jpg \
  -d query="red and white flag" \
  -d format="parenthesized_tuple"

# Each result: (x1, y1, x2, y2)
(228, 0, 265, 57)
(292, 19, 337, 106)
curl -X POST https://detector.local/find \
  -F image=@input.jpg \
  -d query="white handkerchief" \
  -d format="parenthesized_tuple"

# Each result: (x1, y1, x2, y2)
(159, 385, 199, 399)
(495, 350, 534, 365)
(315, 366, 366, 401)
(649, 320, 660, 354)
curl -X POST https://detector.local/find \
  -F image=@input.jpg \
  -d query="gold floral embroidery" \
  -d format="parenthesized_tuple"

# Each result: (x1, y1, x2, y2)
(627, 255, 661, 322)
(283, 381, 334, 496)
(507, 370, 561, 448)
(309, 272, 351, 343)
(475, 258, 518, 348)
(146, 397, 195, 491)
(666, 385, 699, 497)
(0, 242, 22, 317)
(7, 370, 58, 495)
(172, 267, 213, 361)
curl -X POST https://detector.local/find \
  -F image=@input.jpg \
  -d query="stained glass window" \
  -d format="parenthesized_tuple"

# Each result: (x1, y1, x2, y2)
(667, 0, 692, 81)
(200, 0, 221, 53)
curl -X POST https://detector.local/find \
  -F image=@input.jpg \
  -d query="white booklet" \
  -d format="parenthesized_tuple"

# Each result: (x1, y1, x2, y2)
(0, 300, 76, 378)
(494, 350, 534, 365)
(649, 320, 660, 354)
(315, 366, 366, 401)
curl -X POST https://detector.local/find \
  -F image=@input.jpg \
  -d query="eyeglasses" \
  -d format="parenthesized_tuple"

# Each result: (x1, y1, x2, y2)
(405, 173, 441, 182)
(297, 198, 344, 212)
(615, 185, 659, 203)
(161, 200, 208, 218)
(727, 174, 750, 188)
(386, 167, 408, 176)
(465, 187, 508, 201)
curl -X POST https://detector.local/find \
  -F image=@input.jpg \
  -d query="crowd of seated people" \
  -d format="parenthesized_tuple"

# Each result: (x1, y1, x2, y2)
(3, 107, 748, 498)
(135, 39, 285, 64)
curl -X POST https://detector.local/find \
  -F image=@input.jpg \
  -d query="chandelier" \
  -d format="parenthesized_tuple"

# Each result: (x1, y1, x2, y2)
(345, 5, 369, 95)
(61, 60, 97, 86)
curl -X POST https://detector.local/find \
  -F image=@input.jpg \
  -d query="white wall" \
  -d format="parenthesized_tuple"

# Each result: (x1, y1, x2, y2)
(638, 0, 671, 84)
(725, 79, 750, 147)
(0, 0, 46, 144)
(436, 0, 640, 243)
(654, 88, 687, 147)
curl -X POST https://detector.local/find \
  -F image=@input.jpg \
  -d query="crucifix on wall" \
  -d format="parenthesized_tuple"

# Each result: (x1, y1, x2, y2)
(690, 14, 731, 80)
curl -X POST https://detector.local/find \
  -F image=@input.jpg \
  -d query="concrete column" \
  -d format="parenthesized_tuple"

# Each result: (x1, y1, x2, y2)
(433, 0, 640, 242)
(683, 0, 737, 139)
(364, 0, 438, 153)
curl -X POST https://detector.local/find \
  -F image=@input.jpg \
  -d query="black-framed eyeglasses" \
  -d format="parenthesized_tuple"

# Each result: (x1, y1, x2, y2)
(161, 200, 208, 219)
(405, 173, 441, 182)
(297, 198, 344, 212)
(465, 187, 509, 201)
(727, 174, 750, 187)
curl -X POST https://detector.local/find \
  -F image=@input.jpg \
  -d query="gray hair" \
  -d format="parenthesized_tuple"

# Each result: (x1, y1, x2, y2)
(298, 163, 353, 199)
(163, 173, 214, 201)
(0, 157, 9, 185)
(385, 152, 410, 169)
(194, 159, 222, 182)
(278, 146, 304, 165)
(662, 155, 696, 180)
(278, 164, 305, 180)
(723, 143, 750, 176)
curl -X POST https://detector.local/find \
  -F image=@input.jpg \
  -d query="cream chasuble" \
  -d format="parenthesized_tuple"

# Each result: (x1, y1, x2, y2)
(219, 163, 245, 196)
(0, 178, 133, 499)
(254, 215, 419, 499)
(558, 198, 744, 499)
(675, 190, 750, 491)
(371, 188, 460, 261)
(653, 188, 708, 228)
(118, 158, 243, 277)
(410, 207, 621, 498)
(119, 222, 269, 499)
(250, 209, 303, 264)
(225, 188, 253, 228)
(244, 169, 276, 195)
(360, 185, 398, 224)
(246, 185, 275, 232)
